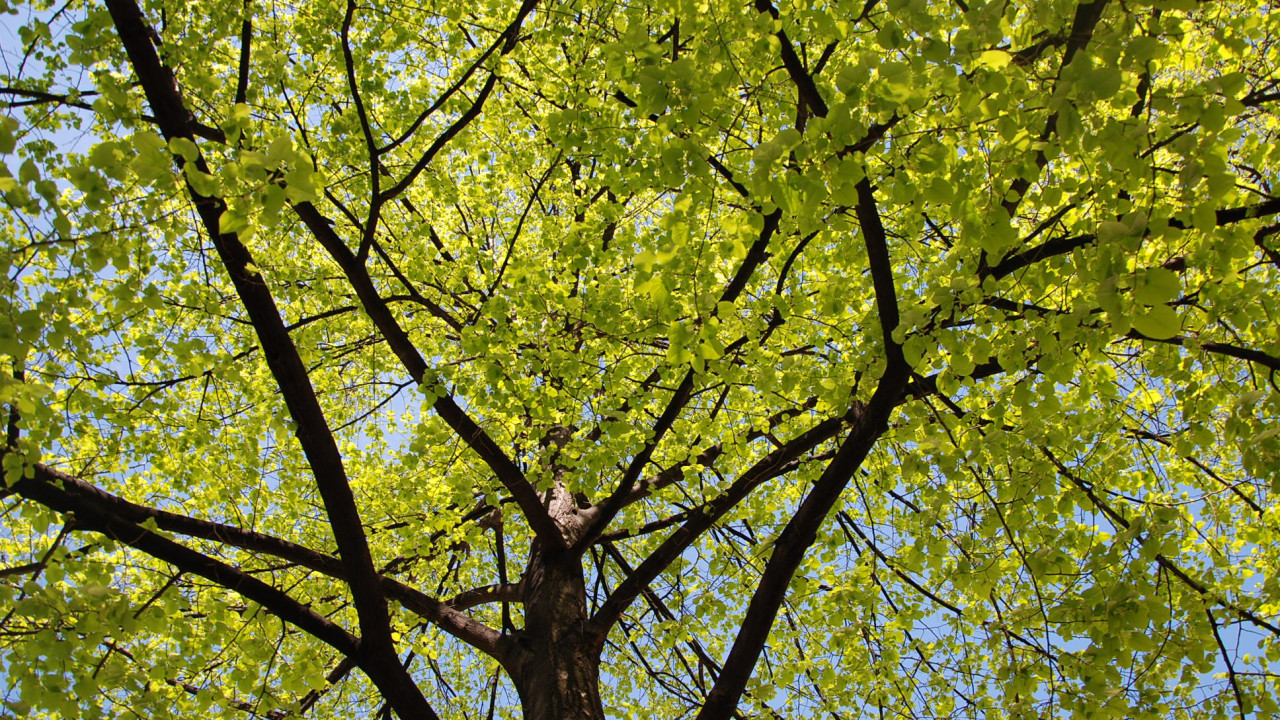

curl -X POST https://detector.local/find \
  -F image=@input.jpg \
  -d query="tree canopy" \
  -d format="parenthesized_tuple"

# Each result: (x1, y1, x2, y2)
(2, 0, 1279, 717)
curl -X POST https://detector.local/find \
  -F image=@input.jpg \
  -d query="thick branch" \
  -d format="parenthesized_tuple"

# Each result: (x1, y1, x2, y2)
(449, 583, 523, 611)
(1003, 0, 1111, 217)
(903, 359, 1007, 399)
(753, 0, 829, 117)
(234, 2, 252, 105)
(340, 0, 382, 257)
(103, 3, 429, 715)
(9, 462, 359, 657)
(1125, 331, 1280, 372)
(694, 370, 909, 720)
(986, 233, 1094, 280)
(988, 196, 1280, 280)
(854, 178, 905, 371)
(1213, 196, 1280, 225)
(293, 202, 561, 549)
(5, 462, 503, 657)
(588, 412, 849, 636)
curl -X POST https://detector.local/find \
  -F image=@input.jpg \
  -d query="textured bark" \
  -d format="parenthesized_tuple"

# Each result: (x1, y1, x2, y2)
(509, 545, 605, 720)
(505, 429, 605, 720)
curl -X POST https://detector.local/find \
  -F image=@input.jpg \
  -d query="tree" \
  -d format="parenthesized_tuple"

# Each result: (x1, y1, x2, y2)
(1, 0, 1279, 716)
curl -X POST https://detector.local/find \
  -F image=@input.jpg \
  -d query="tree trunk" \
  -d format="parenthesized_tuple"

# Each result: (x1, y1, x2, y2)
(504, 428, 605, 720)
(508, 544, 605, 720)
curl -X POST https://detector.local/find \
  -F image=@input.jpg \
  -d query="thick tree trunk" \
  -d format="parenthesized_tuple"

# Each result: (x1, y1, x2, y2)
(508, 545, 605, 720)
(504, 428, 606, 720)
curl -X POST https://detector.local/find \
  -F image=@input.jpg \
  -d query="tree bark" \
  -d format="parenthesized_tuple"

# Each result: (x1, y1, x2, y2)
(508, 542, 605, 720)
(504, 428, 605, 720)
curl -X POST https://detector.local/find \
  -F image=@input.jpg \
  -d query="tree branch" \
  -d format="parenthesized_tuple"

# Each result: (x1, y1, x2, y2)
(580, 211, 783, 548)
(1002, 0, 1111, 217)
(340, 0, 383, 259)
(378, 74, 498, 203)
(604, 397, 822, 515)
(102, 3, 431, 715)
(987, 196, 1280, 280)
(1044, 448, 1280, 639)
(588, 413, 849, 637)
(1124, 331, 1280, 372)
(234, 1, 252, 105)
(9, 462, 360, 658)
(3, 461, 504, 658)
(449, 583, 523, 611)
(292, 201, 562, 549)
(1205, 608, 1249, 720)
(379, 0, 539, 155)
(753, 0, 830, 117)
(695, 370, 908, 720)
(854, 178, 905, 372)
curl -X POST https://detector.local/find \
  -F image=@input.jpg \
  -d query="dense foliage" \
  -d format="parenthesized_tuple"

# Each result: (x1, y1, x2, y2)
(2, 0, 1279, 717)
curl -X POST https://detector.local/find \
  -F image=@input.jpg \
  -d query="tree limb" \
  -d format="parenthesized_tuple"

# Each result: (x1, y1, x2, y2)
(987, 196, 1280, 280)
(9, 462, 360, 658)
(588, 413, 850, 637)
(102, 3, 431, 715)
(693, 174, 910, 720)
(234, 1, 252, 105)
(292, 201, 562, 549)
(695, 374, 907, 720)
(3, 461, 505, 658)
(580, 211, 783, 548)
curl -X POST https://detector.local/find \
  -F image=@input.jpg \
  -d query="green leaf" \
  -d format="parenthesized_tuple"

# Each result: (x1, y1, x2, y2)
(0, 116, 17, 154)
(266, 135, 295, 165)
(923, 177, 953, 203)
(167, 137, 199, 161)
(977, 50, 1011, 70)
(836, 62, 869, 93)
(184, 164, 218, 196)
(1082, 66, 1123, 99)
(874, 61, 913, 104)
(1131, 305, 1181, 339)
(772, 128, 802, 151)
(1134, 268, 1180, 305)
(219, 207, 251, 235)
(18, 159, 39, 184)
